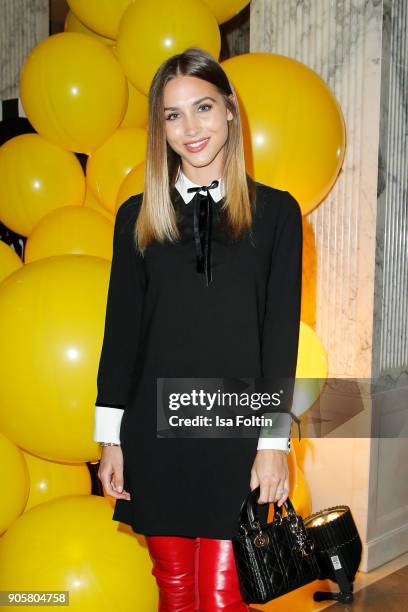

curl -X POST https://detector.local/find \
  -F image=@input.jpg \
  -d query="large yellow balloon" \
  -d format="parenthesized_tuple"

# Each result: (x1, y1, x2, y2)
(110, 46, 149, 129)
(86, 127, 147, 212)
(67, 0, 134, 39)
(120, 80, 149, 128)
(222, 53, 346, 214)
(24, 207, 114, 263)
(203, 0, 249, 24)
(64, 10, 115, 45)
(20, 33, 128, 154)
(0, 242, 23, 284)
(22, 451, 91, 512)
(0, 255, 112, 463)
(83, 186, 114, 222)
(300, 217, 317, 328)
(116, 161, 145, 212)
(0, 134, 85, 236)
(0, 433, 29, 535)
(0, 496, 158, 610)
(116, 0, 221, 95)
(291, 321, 328, 425)
(297, 321, 328, 380)
(289, 463, 312, 517)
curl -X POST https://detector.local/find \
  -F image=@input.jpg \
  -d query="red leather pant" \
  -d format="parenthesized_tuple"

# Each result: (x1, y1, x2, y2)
(146, 536, 248, 611)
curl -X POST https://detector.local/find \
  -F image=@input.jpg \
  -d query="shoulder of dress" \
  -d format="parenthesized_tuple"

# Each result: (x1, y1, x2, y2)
(254, 180, 285, 198)
(254, 182, 301, 218)
(115, 193, 143, 226)
(117, 192, 143, 213)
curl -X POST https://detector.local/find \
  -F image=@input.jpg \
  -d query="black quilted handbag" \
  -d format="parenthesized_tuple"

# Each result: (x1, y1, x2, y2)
(232, 486, 321, 604)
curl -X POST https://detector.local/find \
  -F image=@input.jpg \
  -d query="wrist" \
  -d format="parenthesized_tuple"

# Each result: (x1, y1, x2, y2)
(98, 442, 121, 447)
(257, 448, 289, 454)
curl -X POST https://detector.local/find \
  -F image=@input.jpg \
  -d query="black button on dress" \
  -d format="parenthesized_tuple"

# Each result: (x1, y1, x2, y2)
(95, 181, 303, 539)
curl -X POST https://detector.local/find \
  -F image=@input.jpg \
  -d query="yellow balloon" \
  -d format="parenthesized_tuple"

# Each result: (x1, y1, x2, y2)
(0, 433, 29, 535)
(291, 321, 328, 422)
(64, 10, 115, 45)
(86, 127, 147, 212)
(0, 134, 85, 236)
(289, 463, 312, 517)
(0, 496, 158, 610)
(83, 186, 114, 222)
(120, 80, 149, 128)
(0, 242, 23, 284)
(20, 33, 128, 154)
(116, 162, 145, 212)
(0, 255, 112, 463)
(25, 206, 114, 263)
(21, 450, 91, 512)
(297, 322, 328, 380)
(116, 0, 221, 95)
(110, 46, 149, 128)
(67, 0, 134, 39)
(222, 53, 346, 214)
(300, 217, 317, 328)
(203, 0, 249, 24)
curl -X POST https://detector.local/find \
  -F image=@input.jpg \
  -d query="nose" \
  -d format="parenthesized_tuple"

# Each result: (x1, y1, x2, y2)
(183, 113, 201, 138)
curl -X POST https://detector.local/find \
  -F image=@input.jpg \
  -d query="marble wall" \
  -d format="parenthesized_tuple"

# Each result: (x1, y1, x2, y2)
(220, 4, 250, 60)
(0, 0, 49, 101)
(373, 0, 408, 377)
(251, 0, 384, 379)
(250, 0, 408, 571)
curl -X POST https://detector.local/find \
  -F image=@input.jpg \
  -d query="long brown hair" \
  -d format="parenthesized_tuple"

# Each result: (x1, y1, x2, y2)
(134, 46, 256, 255)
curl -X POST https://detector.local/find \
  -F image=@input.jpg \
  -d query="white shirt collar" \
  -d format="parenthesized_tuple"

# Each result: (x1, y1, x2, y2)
(174, 167, 224, 204)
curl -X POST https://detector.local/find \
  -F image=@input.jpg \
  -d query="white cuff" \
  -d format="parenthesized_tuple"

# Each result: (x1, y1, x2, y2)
(257, 411, 291, 452)
(257, 436, 291, 452)
(93, 405, 124, 443)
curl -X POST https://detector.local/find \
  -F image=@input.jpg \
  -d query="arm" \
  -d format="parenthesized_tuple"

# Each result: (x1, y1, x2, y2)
(256, 190, 303, 452)
(93, 196, 146, 443)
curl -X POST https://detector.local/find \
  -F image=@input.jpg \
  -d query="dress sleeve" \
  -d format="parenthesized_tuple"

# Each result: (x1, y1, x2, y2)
(93, 197, 146, 443)
(257, 191, 303, 452)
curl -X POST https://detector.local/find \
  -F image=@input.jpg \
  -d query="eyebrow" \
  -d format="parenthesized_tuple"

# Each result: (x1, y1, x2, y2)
(164, 96, 216, 111)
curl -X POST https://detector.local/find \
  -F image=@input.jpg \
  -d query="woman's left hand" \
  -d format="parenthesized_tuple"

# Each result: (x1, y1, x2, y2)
(250, 450, 289, 507)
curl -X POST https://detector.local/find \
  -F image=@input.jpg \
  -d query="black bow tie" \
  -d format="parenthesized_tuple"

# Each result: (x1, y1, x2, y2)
(187, 180, 219, 287)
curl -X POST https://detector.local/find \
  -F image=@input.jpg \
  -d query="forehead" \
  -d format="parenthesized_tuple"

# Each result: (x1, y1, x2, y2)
(163, 75, 218, 105)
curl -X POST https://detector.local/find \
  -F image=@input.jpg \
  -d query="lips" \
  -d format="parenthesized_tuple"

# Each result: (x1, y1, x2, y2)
(184, 138, 210, 153)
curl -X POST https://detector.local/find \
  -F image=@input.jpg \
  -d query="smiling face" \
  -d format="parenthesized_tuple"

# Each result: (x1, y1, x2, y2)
(163, 75, 233, 184)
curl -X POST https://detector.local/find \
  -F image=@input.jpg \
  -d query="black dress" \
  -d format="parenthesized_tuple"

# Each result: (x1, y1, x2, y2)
(95, 182, 303, 539)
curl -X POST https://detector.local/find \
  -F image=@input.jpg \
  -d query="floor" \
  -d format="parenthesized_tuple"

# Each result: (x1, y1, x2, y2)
(249, 551, 408, 611)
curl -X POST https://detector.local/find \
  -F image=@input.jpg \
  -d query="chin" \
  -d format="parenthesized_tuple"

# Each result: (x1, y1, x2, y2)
(181, 148, 223, 169)
(187, 158, 214, 168)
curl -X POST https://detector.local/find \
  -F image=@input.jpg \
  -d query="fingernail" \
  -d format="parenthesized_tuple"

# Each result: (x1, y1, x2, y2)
(117, 486, 122, 492)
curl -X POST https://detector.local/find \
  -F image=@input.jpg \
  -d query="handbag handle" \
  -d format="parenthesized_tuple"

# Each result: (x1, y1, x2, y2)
(239, 485, 296, 532)
(238, 486, 316, 558)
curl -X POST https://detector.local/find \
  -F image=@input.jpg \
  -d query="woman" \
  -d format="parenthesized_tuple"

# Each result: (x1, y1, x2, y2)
(93, 47, 302, 610)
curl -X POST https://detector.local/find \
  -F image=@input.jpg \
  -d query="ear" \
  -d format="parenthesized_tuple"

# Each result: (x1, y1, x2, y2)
(227, 94, 234, 121)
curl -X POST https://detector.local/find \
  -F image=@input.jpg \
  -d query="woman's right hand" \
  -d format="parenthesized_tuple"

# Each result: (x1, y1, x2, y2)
(97, 446, 131, 500)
